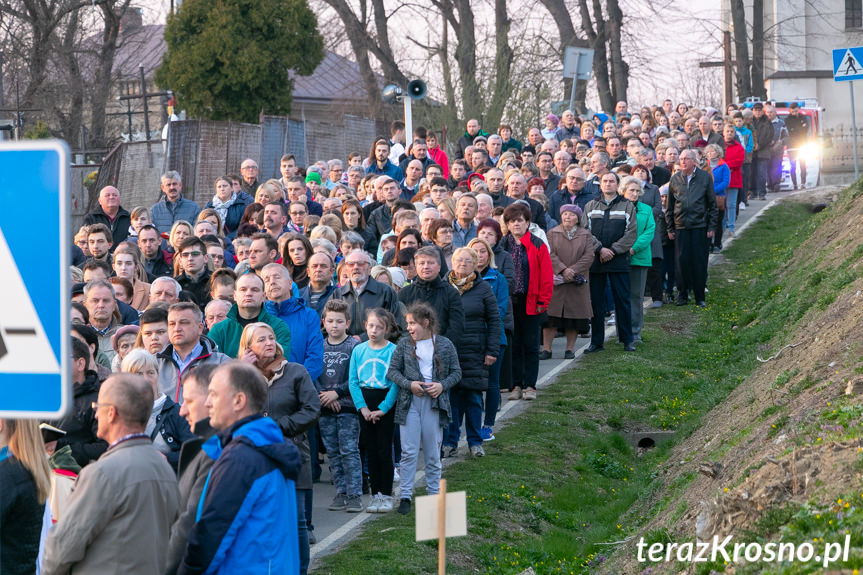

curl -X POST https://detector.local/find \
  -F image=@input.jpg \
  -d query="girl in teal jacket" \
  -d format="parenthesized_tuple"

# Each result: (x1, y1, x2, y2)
(622, 176, 655, 343)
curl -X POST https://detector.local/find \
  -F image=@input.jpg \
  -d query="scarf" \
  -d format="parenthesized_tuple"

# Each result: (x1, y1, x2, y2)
(505, 234, 527, 294)
(447, 270, 476, 295)
(211, 192, 237, 224)
(562, 226, 579, 241)
(258, 353, 287, 383)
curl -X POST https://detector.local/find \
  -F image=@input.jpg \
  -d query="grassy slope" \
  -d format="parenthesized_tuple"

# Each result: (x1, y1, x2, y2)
(312, 199, 829, 575)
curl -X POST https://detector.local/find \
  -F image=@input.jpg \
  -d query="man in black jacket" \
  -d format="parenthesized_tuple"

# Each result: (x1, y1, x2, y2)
(333, 251, 403, 336)
(174, 237, 212, 308)
(48, 337, 108, 467)
(751, 103, 774, 200)
(505, 172, 548, 231)
(583, 173, 638, 353)
(84, 186, 131, 246)
(665, 150, 718, 308)
(138, 225, 173, 278)
(398, 247, 464, 347)
(784, 103, 811, 190)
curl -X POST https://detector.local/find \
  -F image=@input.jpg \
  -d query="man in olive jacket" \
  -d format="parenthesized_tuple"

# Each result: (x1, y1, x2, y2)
(165, 366, 219, 575)
(665, 149, 718, 308)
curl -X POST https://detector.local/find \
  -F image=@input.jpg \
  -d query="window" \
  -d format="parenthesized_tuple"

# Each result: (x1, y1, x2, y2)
(847, 0, 863, 29)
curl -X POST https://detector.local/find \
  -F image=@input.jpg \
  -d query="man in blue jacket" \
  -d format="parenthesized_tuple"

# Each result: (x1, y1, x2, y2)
(262, 263, 324, 381)
(178, 361, 301, 575)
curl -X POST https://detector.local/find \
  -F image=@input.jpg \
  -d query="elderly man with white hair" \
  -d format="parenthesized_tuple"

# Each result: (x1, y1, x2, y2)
(554, 109, 580, 142)
(665, 149, 718, 308)
(84, 185, 132, 244)
(150, 276, 182, 305)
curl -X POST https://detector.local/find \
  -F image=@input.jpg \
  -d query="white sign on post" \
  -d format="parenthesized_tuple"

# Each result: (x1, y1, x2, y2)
(415, 490, 467, 541)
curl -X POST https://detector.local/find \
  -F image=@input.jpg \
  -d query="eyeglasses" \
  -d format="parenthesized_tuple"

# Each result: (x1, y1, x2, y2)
(91, 402, 114, 411)
(345, 261, 369, 267)
(241, 166, 258, 171)
(180, 251, 203, 258)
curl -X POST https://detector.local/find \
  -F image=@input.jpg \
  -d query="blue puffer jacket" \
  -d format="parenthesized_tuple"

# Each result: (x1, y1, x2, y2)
(264, 298, 324, 382)
(481, 267, 511, 346)
(178, 414, 301, 575)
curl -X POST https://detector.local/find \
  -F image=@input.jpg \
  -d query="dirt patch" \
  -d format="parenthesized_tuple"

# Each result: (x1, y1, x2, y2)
(606, 190, 863, 574)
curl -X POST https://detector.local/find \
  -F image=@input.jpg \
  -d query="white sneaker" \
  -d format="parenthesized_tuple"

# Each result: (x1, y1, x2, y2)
(366, 493, 381, 513)
(393, 468, 400, 483)
(378, 495, 394, 513)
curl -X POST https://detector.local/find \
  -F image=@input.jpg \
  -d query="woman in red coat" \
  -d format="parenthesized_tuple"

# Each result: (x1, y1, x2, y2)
(723, 123, 745, 236)
(502, 202, 553, 401)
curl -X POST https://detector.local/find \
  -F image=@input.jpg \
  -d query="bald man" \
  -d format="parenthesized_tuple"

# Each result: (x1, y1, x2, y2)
(84, 186, 131, 245)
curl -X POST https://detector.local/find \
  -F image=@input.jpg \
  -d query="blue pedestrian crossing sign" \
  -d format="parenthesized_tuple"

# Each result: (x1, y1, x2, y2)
(0, 140, 70, 418)
(833, 47, 863, 82)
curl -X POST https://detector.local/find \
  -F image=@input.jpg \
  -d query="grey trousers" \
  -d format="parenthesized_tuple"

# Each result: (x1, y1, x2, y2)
(398, 394, 444, 500)
(630, 265, 649, 342)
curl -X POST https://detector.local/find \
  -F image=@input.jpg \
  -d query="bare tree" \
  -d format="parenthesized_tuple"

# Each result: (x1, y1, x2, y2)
(86, 0, 131, 147)
(729, 0, 752, 99)
(751, 0, 765, 99)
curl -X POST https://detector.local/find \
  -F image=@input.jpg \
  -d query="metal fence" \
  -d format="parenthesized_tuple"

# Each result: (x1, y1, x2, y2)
(165, 120, 262, 205)
(91, 141, 165, 213)
(821, 127, 863, 173)
(260, 116, 307, 179)
(91, 113, 379, 222)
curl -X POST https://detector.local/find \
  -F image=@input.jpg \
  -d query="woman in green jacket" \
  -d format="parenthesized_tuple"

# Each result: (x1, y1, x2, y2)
(621, 176, 655, 343)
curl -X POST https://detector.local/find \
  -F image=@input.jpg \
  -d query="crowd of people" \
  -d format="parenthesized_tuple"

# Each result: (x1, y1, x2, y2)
(1, 97, 805, 575)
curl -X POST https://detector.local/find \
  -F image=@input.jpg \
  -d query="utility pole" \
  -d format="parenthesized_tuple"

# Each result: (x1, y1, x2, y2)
(699, 30, 736, 109)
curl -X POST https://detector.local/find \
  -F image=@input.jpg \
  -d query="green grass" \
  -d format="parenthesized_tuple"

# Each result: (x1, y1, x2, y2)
(311, 197, 862, 575)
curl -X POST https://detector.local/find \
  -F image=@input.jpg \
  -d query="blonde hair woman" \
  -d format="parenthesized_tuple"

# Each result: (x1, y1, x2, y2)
(0, 418, 52, 572)
(238, 322, 320, 569)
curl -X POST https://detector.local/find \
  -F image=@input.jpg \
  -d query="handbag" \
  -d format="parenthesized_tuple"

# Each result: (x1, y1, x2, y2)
(716, 195, 726, 211)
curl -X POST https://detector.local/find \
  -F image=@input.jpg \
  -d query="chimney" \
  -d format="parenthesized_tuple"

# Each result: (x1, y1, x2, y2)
(120, 7, 143, 35)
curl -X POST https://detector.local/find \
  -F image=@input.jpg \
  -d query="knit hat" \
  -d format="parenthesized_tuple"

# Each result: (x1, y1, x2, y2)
(305, 172, 322, 185)
(559, 204, 583, 218)
(546, 113, 560, 125)
(111, 325, 140, 353)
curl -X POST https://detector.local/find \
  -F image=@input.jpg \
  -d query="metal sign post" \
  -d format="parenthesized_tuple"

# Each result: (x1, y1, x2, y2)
(833, 46, 863, 180)
(562, 46, 594, 112)
(852, 82, 859, 180)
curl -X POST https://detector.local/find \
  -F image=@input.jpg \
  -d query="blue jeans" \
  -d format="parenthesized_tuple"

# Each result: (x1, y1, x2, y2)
(724, 188, 739, 231)
(445, 387, 484, 447)
(318, 413, 362, 497)
(484, 346, 505, 427)
(589, 271, 632, 346)
(296, 490, 310, 575)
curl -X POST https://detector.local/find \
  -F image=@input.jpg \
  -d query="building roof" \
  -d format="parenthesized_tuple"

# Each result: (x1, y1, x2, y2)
(112, 24, 167, 80)
(290, 50, 381, 104)
(112, 24, 377, 104)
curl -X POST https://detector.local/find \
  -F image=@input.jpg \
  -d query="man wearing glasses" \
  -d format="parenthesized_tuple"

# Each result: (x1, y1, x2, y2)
(43, 373, 180, 574)
(333, 251, 402, 337)
(175, 237, 212, 308)
(239, 158, 261, 196)
(550, 166, 593, 223)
